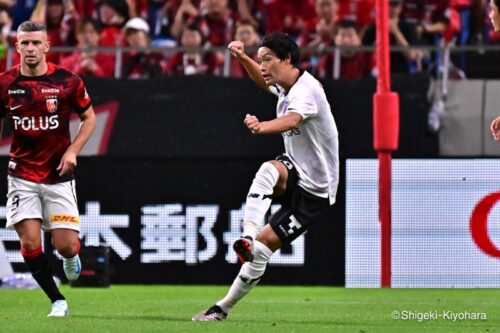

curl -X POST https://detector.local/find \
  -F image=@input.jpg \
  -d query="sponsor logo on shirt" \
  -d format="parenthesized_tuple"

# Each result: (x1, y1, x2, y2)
(50, 214, 79, 224)
(8, 89, 26, 95)
(12, 115, 59, 131)
(41, 88, 60, 94)
(282, 128, 301, 137)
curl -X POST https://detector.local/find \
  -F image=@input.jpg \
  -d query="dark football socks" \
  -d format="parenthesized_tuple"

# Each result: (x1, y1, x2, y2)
(22, 246, 65, 303)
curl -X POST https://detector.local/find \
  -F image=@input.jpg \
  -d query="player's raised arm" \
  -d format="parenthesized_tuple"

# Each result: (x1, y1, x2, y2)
(228, 40, 268, 91)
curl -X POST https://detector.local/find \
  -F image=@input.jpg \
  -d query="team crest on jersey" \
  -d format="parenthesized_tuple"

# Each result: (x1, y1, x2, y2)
(46, 96, 58, 113)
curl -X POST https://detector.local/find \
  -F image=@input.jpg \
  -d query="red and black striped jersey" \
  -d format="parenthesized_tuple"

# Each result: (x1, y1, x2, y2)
(0, 62, 92, 184)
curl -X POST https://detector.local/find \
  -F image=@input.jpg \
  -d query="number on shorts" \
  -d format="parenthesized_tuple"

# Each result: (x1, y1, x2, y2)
(10, 195, 20, 211)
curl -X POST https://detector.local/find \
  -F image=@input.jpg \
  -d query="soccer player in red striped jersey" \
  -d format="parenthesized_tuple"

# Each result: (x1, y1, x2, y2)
(0, 21, 96, 317)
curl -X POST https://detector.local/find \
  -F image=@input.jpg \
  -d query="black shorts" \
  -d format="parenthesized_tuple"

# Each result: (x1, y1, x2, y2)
(269, 154, 330, 243)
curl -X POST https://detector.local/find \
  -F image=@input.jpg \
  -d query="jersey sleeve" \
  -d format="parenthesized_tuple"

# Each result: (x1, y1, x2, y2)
(287, 90, 317, 120)
(68, 74, 92, 114)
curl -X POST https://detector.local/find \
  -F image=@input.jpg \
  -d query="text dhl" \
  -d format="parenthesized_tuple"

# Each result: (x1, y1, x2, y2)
(50, 215, 79, 224)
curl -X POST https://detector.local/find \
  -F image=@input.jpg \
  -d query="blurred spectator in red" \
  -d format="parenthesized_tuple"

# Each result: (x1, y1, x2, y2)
(170, 0, 260, 41)
(303, 19, 373, 79)
(73, 0, 97, 18)
(229, 18, 259, 77)
(165, 23, 220, 76)
(450, 0, 472, 8)
(126, 0, 148, 18)
(149, 0, 186, 46)
(412, 1, 461, 77)
(196, 0, 237, 47)
(418, 0, 461, 45)
(315, 0, 339, 29)
(263, 0, 316, 40)
(231, 0, 260, 30)
(60, 18, 115, 77)
(469, 0, 488, 44)
(337, 0, 374, 32)
(98, 0, 129, 47)
(300, 15, 335, 77)
(31, 0, 78, 64)
(170, 0, 200, 39)
(71, 0, 148, 20)
(171, 0, 237, 46)
(331, 19, 373, 79)
(363, 0, 419, 73)
(298, 0, 339, 46)
(122, 17, 166, 78)
(0, 3, 15, 72)
(401, 0, 429, 25)
(473, 0, 500, 44)
(170, 0, 237, 68)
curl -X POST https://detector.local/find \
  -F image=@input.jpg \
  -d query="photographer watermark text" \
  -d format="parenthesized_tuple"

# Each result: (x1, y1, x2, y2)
(391, 310, 487, 322)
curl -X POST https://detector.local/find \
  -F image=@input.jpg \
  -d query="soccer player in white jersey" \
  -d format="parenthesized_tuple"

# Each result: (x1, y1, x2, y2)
(490, 0, 500, 140)
(193, 32, 339, 321)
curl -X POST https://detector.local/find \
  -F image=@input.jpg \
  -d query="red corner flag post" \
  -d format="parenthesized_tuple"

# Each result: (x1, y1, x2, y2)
(374, 0, 399, 288)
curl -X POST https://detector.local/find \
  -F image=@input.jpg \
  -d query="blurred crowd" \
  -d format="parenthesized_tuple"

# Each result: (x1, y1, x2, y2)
(0, 0, 495, 79)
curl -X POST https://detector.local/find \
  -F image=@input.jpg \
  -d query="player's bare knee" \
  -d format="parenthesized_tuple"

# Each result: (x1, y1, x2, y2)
(52, 236, 79, 258)
(55, 243, 78, 258)
(19, 239, 41, 252)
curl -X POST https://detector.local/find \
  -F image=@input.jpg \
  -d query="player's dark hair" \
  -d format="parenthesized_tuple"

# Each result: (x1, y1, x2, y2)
(261, 32, 300, 68)
(495, 0, 500, 8)
(17, 21, 46, 34)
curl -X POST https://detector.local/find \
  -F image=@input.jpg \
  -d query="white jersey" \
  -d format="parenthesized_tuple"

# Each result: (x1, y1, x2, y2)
(269, 71, 339, 204)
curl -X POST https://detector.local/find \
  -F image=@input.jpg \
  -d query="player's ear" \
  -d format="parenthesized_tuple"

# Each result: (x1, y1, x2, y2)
(44, 40, 51, 53)
(15, 41, 20, 54)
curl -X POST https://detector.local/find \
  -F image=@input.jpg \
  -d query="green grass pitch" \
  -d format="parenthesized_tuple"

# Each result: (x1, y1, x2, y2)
(1, 286, 499, 332)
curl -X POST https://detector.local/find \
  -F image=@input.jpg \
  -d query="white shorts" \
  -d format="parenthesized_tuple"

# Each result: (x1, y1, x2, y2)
(5, 176, 80, 233)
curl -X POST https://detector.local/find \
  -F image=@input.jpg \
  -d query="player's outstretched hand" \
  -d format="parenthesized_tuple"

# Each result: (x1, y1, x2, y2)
(57, 151, 77, 176)
(228, 40, 245, 59)
(491, 116, 500, 141)
(244, 113, 261, 134)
